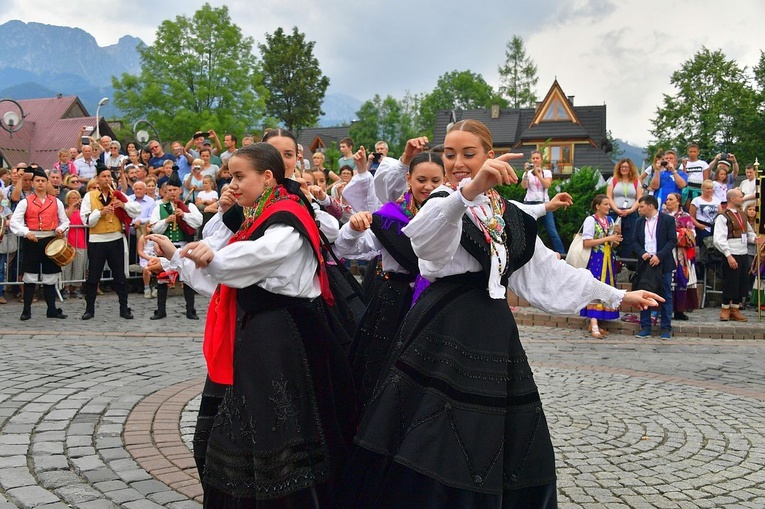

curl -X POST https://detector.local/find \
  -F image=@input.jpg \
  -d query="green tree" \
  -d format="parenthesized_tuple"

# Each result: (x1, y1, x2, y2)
(112, 3, 267, 142)
(606, 129, 624, 163)
(349, 92, 424, 156)
(259, 27, 330, 134)
(419, 70, 507, 139)
(649, 47, 758, 162)
(498, 36, 538, 109)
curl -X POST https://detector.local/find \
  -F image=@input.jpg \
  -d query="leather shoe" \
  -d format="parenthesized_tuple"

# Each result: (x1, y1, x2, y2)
(20, 312, 31, 321)
(120, 308, 134, 320)
(719, 307, 730, 321)
(150, 311, 166, 320)
(729, 307, 748, 322)
(186, 311, 199, 320)
(47, 309, 68, 319)
(81, 311, 94, 320)
(673, 312, 689, 321)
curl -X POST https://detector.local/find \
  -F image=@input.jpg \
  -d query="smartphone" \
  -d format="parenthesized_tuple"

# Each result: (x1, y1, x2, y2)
(372, 152, 383, 164)
(81, 136, 90, 145)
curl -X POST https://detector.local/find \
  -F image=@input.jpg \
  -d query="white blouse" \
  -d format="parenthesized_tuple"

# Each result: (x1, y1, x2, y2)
(403, 185, 625, 314)
(341, 170, 382, 214)
(334, 223, 405, 271)
(163, 223, 320, 299)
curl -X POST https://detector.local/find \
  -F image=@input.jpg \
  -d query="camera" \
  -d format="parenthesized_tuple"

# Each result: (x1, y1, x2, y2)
(81, 136, 90, 145)
(721, 153, 730, 160)
(660, 160, 668, 168)
(524, 162, 533, 171)
(371, 152, 383, 164)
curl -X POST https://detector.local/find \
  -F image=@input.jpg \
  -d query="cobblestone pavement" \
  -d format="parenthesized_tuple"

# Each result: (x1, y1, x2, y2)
(1, 292, 764, 508)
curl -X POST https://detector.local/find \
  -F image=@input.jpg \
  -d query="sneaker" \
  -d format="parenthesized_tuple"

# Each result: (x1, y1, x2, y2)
(635, 329, 652, 338)
(661, 330, 671, 340)
(151, 288, 157, 298)
(0, 296, 6, 304)
(73, 289, 83, 299)
(61, 289, 70, 300)
(144, 288, 152, 299)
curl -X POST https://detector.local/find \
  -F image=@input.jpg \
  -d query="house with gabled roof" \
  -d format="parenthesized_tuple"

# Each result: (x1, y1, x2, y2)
(296, 126, 351, 156)
(0, 95, 115, 170)
(432, 80, 615, 176)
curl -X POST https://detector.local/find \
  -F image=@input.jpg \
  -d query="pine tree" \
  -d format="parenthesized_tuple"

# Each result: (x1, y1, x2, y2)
(498, 36, 539, 109)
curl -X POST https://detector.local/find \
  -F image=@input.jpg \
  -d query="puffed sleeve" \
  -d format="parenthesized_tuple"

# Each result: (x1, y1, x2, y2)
(167, 224, 320, 299)
(333, 222, 381, 260)
(373, 157, 408, 204)
(9, 199, 28, 236)
(123, 200, 141, 219)
(315, 209, 340, 244)
(201, 212, 234, 251)
(581, 216, 596, 240)
(508, 237, 625, 314)
(402, 188, 470, 272)
(342, 171, 382, 213)
(511, 200, 546, 220)
(56, 199, 70, 231)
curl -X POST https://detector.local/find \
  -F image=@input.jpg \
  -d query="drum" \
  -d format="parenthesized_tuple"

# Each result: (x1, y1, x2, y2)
(44, 238, 76, 266)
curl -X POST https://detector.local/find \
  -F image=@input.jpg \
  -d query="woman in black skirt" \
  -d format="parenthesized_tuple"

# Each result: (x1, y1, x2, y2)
(149, 143, 355, 508)
(335, 120, 662, 508)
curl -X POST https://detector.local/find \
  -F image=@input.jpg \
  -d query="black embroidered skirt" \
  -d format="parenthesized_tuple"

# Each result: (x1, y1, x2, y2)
(335, 273, 557, 508)
(348, 273, 414, 412)
(202, 299, 356, 507)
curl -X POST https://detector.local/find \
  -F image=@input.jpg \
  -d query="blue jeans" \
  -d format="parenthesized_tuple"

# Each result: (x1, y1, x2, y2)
(640, 271, 673, 331)
(539, 210, 565, 254)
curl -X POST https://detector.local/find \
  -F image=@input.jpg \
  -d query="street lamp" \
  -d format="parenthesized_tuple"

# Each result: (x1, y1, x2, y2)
(94, 97, 109, 140)
(0, 99, 26, 138)
(132, 119, 160, 149)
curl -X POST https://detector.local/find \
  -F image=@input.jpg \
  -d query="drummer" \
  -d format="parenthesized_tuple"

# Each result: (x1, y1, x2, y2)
(9, 167, 70, 320)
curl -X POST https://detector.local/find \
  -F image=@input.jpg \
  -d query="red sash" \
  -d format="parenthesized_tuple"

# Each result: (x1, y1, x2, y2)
(111, 189, 133, 235)
(172, 199, 196, 237)
(203, 199, 334, 384)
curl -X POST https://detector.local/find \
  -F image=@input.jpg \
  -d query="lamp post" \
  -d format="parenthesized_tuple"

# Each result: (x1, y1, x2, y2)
(0, 99, 26, 138)
(94, 97, 109, 140)
(132, 119, 160, 149)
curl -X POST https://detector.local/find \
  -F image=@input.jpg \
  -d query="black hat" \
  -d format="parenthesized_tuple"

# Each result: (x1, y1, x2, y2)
(95, 159, 110, 175)
(26, 167, 47, 180)
(167, 168, 183, 188)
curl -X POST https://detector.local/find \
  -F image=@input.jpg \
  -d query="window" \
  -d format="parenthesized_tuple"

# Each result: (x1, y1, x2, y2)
(541, 97, 571, 122)
(542, 144, 573, 174)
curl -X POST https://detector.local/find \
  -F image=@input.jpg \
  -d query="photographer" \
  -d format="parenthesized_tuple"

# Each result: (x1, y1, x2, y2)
(521, 150, 565, 254)
(649, 149, 687, 209)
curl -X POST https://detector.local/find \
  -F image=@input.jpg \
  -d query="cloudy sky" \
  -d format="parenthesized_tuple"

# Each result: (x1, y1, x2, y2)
(2, 0, 764, 146)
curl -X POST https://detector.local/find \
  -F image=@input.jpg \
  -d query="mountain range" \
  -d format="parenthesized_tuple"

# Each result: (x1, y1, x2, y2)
(0, 20, 645, 162)
(0, 20, 361, 127)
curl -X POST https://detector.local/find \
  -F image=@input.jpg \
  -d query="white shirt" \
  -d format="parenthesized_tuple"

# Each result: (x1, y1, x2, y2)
(74, 158, 98, 180)
(80, 191, 141, 243)
(164, 223, 320, 299)
(402, 184, 625, 312)
(643, 212, 659, 255)
(523, 168, 553, 203)
(713, 207, 756, 257)
(684, 159, 709, 185)
(739, 177, 757, 209)
(10, 195, 69, 238)
(149, 200, 203, 245)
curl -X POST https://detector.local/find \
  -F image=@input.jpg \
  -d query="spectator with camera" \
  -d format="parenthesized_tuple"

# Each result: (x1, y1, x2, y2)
(649, 149, 687, 209)
(521, 150, 566, 254)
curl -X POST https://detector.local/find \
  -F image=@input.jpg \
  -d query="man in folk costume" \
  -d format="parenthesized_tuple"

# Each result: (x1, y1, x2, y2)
(149, 168, 202, 319)
(713, 188, 765, 321)
(80, 161, 141, 320)
(9, 167, 70, 320)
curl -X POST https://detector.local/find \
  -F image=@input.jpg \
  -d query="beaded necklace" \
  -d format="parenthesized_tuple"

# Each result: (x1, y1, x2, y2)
(235, 185, 297, 241)
(469, 189, 508, 276)
(396, 192, 420, 220)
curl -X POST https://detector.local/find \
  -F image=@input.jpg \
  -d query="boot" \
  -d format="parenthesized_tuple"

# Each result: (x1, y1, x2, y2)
(719, 307, 730, 321)
(43, 285, 67, 319)
(82, 281, 97, 319)
(184, 284, 198, 320)
(151, 284, 167, 320)
(20, 283, 35, 320)
(729, 307, 748, 322)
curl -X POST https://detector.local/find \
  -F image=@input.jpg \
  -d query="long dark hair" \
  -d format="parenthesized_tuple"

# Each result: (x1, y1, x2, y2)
(262, 128, 298, 151)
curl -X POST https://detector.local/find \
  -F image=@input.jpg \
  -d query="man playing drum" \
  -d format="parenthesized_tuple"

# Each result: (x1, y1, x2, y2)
(9, 167, 70, 320)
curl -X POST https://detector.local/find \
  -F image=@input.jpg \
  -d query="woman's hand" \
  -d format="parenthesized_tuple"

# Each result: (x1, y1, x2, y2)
(460, 154, 520, 201)
(353, 146, 368, 173)
(546, 192, 573, 212)
(309, 185, 327, 201)
(348, 211, 373, 232)
(218, 188, 236, 213)
(401, 137, 429, 166)
(145, 234, 177, 259)
(621, 290, 663, 311)
(180, 241, 215, 268)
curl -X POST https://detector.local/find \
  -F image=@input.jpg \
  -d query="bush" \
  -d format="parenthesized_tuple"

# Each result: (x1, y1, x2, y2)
(498, 166, 606, 251)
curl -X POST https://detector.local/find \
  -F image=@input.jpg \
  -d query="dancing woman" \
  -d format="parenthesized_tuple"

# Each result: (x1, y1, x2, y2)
(336, 120, 661, 508)
(149, 143, 354, 508)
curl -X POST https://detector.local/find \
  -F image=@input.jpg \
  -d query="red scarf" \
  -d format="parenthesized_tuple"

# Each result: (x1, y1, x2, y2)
(171, 199, 196, 237)
(203, 198, 334, 384)
(109, 189, 133, 235)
